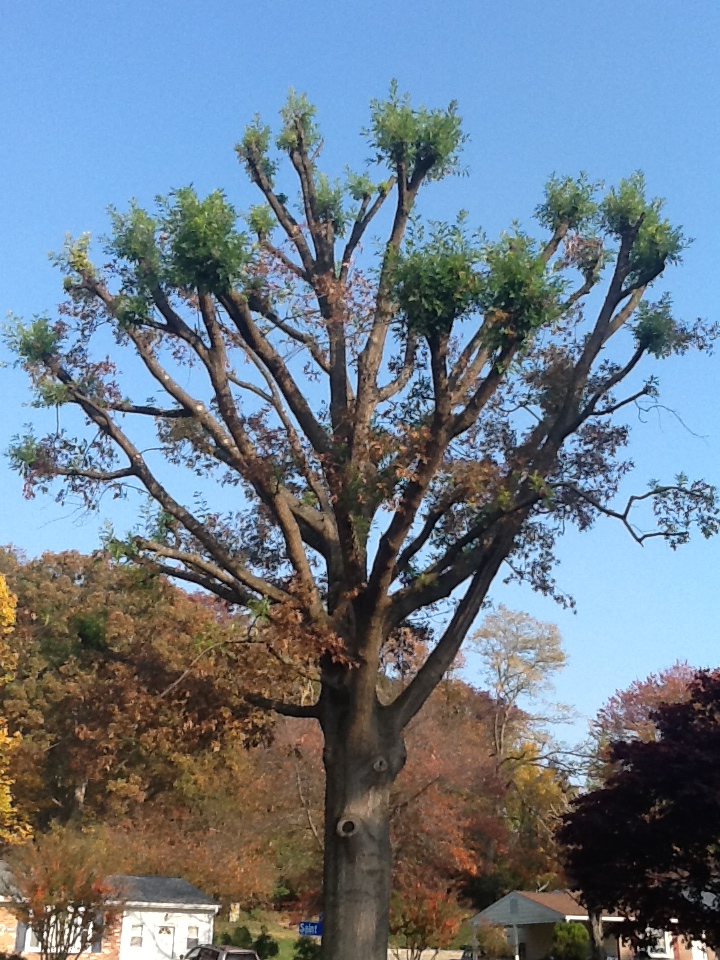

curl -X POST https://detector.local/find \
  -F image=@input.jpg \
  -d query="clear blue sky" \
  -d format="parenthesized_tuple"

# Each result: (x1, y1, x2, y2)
(1, 0, 719, 735)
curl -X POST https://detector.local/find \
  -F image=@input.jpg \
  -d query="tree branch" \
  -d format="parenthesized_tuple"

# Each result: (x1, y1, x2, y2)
(246, 694, 320, 719)
(390, 522, 520, 729)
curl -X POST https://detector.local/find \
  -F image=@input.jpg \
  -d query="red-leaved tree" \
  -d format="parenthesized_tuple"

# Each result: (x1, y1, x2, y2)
(560, 669, 720, 946)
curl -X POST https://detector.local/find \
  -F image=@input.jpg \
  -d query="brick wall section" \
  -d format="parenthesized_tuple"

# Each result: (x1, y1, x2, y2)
(97, 918, 121, 960)
(0, 904, 19, 952)
(0, 905, 122, 960)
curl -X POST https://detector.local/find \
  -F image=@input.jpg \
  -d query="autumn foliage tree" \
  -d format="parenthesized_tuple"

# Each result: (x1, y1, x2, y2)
(587, 660, 695, 780)
(560, 669, 720, 947)
(6, 86, 719, 960)
(0, 549, 278, 825)
(0, 573, 30, 844)
(6, 828, 123, 960)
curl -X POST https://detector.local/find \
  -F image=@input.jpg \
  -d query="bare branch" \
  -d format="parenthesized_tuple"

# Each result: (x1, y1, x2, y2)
(246, 694, 320, 719)
(390, 522, 520, 729)
(244, 145, 316, 274)
(340, 179, 396, 282)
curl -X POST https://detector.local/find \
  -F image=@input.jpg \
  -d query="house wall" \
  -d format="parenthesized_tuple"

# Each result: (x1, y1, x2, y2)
(119, 907, 215, 960)
(499, 923, 622, 960)
(0, 904, 19, 953)
(1, 903, 213, 960)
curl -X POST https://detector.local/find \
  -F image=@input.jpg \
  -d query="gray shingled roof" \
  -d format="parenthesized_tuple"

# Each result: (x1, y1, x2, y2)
(108, 875, 218, 907)
(0, 860, 18, 899)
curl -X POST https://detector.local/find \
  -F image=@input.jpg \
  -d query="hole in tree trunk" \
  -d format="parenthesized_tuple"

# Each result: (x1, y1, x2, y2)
(337, 818, 357, 837)
(373, 756, 388, 773)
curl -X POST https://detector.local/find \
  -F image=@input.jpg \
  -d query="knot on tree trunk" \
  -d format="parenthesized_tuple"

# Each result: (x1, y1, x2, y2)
(336, 817, 359, 838)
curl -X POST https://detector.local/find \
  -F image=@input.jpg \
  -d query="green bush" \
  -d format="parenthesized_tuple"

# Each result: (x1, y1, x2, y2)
(292, 937, 321, 960)
(549, 922, 590, 960)
(230, 926, 254, 948)
(253, 928, 279, 959)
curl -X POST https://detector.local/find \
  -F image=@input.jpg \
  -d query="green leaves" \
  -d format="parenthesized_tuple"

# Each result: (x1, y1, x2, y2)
(367, 81, 465, 182)
(236, 116, 277, 183)
(4, 316, 63, 364)
(7, 432, 44, 478)
(633, 295, 680, 357)
(481, 234, 566, 349)
(395, 223, 566, 348)
(160, 187, 250, 293)
(314, 173, 348, 235)
(601, 173, 686, 286)
(108, 188, 250, 295)
(394, 222, 483, 338)
(108, 202, 161, 275)
(536, 174, 599, 232)
(277, 89, 321, 152)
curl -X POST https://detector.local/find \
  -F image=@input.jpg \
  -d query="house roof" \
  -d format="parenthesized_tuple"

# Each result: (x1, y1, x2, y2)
(0, 860, 217, 911)
(107, 876, 219, 909)
(518, 891, 588, 917)
(0, 861, 18, 899)
(473, 890, 624, 926)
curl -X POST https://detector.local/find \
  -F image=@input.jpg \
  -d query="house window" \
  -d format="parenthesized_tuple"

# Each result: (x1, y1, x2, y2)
(131, 924, 144, 947)
(187, 926, 199, 951)
(28, 928, 41, 951)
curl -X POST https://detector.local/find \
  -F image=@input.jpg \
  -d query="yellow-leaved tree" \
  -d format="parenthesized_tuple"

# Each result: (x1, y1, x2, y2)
(0, 574, 30, 843)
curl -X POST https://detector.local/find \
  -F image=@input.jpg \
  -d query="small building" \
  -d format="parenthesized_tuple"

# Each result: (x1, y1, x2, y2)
(471, 890, 711, 960)
(0, 866, 219, 960)
(472, 890, 625, 960)
(107, 875, 220, 960)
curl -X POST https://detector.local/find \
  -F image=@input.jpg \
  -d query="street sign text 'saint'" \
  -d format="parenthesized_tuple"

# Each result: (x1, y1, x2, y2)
(298, 921, 322, 937)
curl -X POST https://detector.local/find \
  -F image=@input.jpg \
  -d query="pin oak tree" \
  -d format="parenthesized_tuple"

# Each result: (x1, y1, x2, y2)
(6, 87, 719, 960)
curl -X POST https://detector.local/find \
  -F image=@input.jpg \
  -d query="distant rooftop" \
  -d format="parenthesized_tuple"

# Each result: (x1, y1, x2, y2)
(109, 875, 218, 907)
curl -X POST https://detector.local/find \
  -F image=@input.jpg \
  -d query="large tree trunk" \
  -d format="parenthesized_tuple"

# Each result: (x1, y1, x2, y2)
(588, 907, 605, 960)
(319, 685, 406, 960)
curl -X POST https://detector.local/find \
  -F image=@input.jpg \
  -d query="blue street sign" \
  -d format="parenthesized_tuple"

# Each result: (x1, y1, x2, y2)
(298, 920, 323, 937)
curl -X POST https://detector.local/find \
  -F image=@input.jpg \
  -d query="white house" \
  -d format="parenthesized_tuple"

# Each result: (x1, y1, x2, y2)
(472, 890, 712, 960)
(0, 868, 219, 960)
(109, 875, 220, 960)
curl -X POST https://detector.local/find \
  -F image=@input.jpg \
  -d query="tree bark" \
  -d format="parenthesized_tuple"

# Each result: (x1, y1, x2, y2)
(588, 907, 606, 960)
(319, 687, 406, 960)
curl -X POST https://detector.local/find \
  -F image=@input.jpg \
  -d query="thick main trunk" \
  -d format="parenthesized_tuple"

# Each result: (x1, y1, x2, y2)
(588, 908, 605, 960)
(320, 697, 406, 960)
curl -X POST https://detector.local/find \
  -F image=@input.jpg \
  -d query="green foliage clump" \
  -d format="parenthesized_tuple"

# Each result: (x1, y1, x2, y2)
(5, 316, 62, 364)
(292, 938, 321, 960)
(161, 187, 249, 293)
(633, 295, 682, 358)
(31, 378, 70, 408)
(481, 234, 566, 349)
(548, 922, 589, 960)
(109, 189, 250, 295)
(601, 173, 685, 286)
(246, 205, 276, 240)
(252, 928, 279, 959)
(229, 926, 254, 948)
(236, 116, 277, 183)
(536, 174, 599, 231)
(395, 223, 483, 337)
(277, 90, 321, 152)
(6, 432, 44, 478)
(368, 81, 465, 181)
(314, 173, 348, 235)
(109, 203, 161, 276)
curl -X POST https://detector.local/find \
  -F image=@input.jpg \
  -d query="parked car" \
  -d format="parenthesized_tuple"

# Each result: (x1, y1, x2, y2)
(184, 946, 259, 960)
